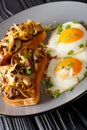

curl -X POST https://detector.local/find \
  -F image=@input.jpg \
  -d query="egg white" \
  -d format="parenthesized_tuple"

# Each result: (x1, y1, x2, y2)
(46, 47, 87, 94)
(47, 21, 87, 58)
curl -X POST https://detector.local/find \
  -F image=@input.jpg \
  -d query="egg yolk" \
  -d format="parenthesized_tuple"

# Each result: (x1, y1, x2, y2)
(58, 28, 84, 43)
(55, 58, 82, 78)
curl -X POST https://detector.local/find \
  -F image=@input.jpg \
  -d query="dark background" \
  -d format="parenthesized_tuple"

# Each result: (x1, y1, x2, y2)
(0, 0, 87, 130)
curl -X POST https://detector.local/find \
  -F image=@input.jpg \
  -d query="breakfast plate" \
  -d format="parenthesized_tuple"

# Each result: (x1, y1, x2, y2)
(0, 1, 87, 116)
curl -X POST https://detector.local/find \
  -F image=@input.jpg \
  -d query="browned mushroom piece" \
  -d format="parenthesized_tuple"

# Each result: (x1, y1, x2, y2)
(33, 24, 44, 35)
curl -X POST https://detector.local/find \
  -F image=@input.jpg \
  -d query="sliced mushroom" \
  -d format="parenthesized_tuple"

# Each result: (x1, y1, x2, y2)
(23, 75, 31, 86)
(12, 39, 22, 53)
(18, 84, 35, 98)
(34, 48, 45, 62)
(17, 88, 29, 98)
(8, 35, 14, 52)
(9, 87, 20, 98)
(33, 24, 43, 35)
(11, 54, 21, 65)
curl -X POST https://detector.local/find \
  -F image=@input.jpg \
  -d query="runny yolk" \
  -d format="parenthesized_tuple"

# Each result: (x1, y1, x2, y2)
(55, 58, 82, 78)
(58, 28, 84, 43)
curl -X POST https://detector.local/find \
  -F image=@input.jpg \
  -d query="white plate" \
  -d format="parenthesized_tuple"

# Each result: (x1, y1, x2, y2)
(0, 1, 87, 116)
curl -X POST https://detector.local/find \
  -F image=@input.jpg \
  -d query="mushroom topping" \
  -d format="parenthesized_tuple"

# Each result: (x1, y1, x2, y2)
(1, 42, 47, 99)
(8, 35, 14, 52)
(33, 24, 44, 35)
(0, 19, 44, 62)
(12, 39, 22, 53)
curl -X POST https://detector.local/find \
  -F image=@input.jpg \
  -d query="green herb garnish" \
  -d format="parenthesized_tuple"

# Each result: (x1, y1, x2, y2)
(84, 71, 87, 77)
(52, 89, 60, 98)
(65, 24, 71, 29)
(28, 52, 32, 58)
(43, 77, 53, 88)
(68, 87, 73, 91)
(77, 77, 80, 82)
(73, 21, 78, 24)
(66, 66, 71, 70)
(26, 68, 31, 75)
(38, 42, 45, 48)
(67, 62, 73, 66)
(61, 66, 64, 69)
(46, 49, 52, 54)
(67, 50, 74, 55)
(56, 23, 63, 34)
(79, 44, 84, 48)
(66, 62, 73, 70)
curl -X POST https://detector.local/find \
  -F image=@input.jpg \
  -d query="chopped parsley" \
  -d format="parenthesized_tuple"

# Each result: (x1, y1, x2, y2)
(66, 62, 73, 70)
(61, 66, 64, 69)
(66, 65, 71, 70)
(67, 62, 73, 66)
(79, 44, 84, 48)
(65, 24, 71, 29)
(43, 77, 53, 88)
(73, 21, 78, 24)
(38, 42, 45, 48)
(52, 89, 60, 98)
(84, 71, 87, 77)
(26, 67, 31, 75)
(77, 77, 80, 82)
(67, 50, 74, 55)
(28, 52, 32, 58)
(56, 23, 63, 34)
(68, 87, 73, 91)
(46, 49, 52, 54)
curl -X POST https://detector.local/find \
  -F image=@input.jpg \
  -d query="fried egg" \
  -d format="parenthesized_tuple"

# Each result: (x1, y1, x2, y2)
(47, 21, 87, 58)
(46, 48, 87, 95)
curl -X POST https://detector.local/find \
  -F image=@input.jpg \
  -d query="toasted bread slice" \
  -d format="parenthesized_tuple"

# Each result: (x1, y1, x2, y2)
(2, 56, 48, 106)
(1, 44, 48, 106)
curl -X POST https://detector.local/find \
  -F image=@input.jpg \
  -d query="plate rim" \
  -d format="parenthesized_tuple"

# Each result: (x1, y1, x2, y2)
(0, 1, 86, 25)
